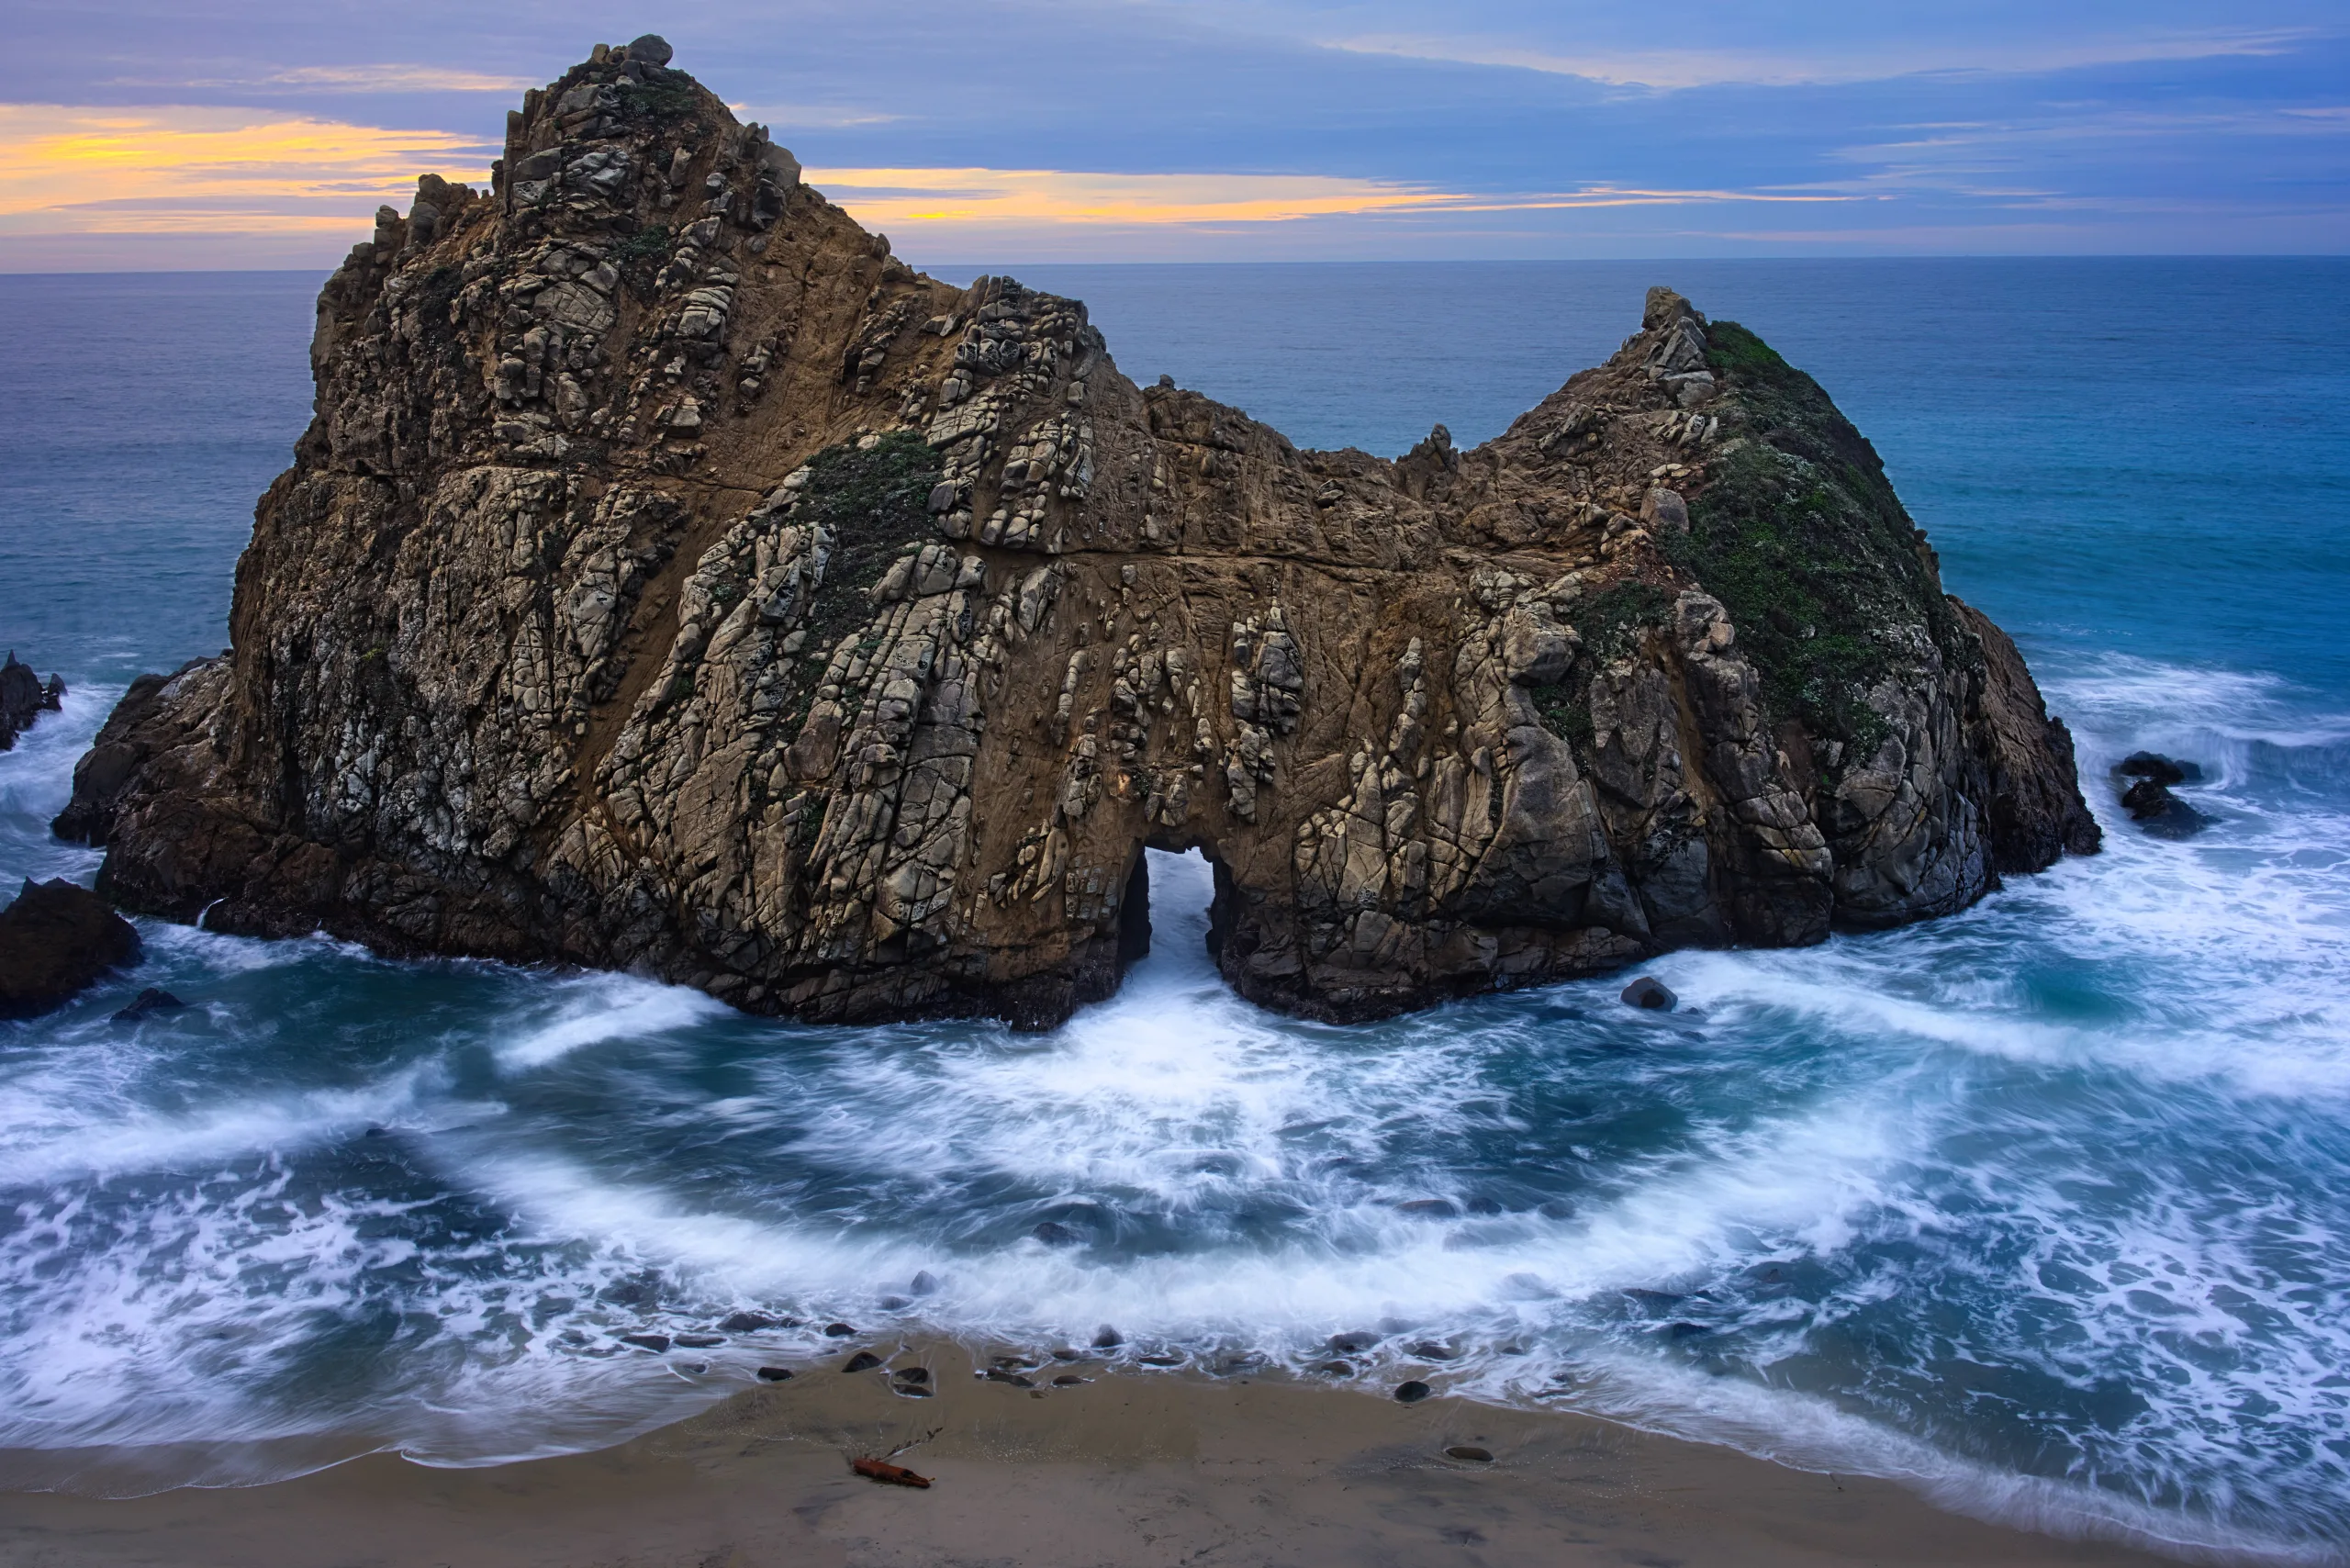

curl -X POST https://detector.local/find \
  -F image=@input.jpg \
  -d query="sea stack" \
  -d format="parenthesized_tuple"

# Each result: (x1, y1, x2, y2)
(55, 41, 2098, 1027)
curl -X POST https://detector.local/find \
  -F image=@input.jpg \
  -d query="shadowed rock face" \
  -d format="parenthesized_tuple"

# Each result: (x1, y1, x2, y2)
(57, 42, 2097, 1027)
(0, 879, 140, 1018)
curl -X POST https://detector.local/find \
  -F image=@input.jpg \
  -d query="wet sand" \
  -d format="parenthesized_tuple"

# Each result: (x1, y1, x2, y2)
(0, 1341, 2194, 1567)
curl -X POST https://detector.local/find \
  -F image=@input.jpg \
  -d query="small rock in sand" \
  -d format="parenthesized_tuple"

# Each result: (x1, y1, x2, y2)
(1394, 1381, 1433, 1404)
(755, 1366, 794, 1382)
(842, 1350, 882, 1372)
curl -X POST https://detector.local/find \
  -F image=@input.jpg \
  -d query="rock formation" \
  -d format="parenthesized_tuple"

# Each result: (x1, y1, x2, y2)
(0, 879, 141, 1018)
(56, 39, 2098, 1027)
(0, 653, 64, 751)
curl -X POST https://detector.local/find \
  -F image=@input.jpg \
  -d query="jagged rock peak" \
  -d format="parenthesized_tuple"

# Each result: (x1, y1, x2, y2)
(57, 49, 2097, 1028)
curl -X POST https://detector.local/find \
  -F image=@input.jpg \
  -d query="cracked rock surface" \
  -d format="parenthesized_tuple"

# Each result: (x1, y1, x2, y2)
(58, 42, 2098, 1028)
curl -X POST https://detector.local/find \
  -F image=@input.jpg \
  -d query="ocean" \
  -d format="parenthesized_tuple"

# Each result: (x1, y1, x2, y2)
(1, 259, 2345, 1556)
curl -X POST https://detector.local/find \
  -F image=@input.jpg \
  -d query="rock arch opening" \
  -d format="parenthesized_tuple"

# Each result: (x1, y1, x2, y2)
(1113, 841, 1226, 995)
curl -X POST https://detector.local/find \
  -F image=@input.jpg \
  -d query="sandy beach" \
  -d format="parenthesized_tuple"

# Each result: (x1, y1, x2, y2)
(0, 1341, 2193, 1568)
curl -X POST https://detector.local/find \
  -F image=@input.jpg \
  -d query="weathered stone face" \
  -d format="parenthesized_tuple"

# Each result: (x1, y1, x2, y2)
(57, 47, 2098, 1028)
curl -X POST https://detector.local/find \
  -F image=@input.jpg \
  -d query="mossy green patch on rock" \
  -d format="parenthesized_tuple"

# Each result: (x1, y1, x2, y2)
(781, 431, 946, 729)
(1670, 320, 1971, 754)
(619, 75, 699, 125)
(1527, 580, 1672, 756)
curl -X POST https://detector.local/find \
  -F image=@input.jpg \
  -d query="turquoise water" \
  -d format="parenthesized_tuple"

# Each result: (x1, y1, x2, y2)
(1, 261, 2346, 1557)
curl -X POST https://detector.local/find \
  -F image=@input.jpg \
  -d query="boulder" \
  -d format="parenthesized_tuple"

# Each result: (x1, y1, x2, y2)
(624, 33, 673, 65)
(1620, 975, 1676, 1011)
(0, 879, 140, 1018)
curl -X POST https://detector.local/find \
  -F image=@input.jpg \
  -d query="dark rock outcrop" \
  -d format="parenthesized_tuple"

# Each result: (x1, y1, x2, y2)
(2111, 753, 2210, 838)
(2118, 752, 2201, 787)
(1619, 976, 1676, 1011)
(0, 879, 141, 1018)
(57, 43, 2095, 1029)
(0, 653, 64, 752)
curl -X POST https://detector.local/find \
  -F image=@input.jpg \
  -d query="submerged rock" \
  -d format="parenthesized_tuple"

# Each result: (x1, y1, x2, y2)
(0, 879, 140, 1018)
(112, 986, 185, 1023)
(718, 1310, 785, 1332)
(58, 45, 2097, 1030)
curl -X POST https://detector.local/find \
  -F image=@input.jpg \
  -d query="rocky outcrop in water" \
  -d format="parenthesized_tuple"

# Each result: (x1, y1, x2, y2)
(2112, 752, 2210, 838)
(0, 654, 64, 752)
(0, 879, 141, 1018)
(57, 39, 2097, 1026)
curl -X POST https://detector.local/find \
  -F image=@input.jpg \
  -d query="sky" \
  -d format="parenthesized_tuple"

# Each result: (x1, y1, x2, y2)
(1, 0, 2344, 269)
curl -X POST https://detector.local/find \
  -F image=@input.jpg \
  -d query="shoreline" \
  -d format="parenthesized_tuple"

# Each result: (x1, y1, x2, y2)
(0, 1342, 2217, 1567)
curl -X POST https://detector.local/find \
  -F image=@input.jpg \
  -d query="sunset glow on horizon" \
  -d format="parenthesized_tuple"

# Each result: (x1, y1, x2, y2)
(0, 0, 2339, 268)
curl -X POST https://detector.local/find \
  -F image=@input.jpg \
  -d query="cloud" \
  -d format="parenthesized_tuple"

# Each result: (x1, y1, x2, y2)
(728, 102, 908, 130)
(808, 165, 1847, 233)
(1325, 26, 2322, 89)
(260, 64, 535, 93)
(0, 105, 494, 239)
(98, 64, 536, 95)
